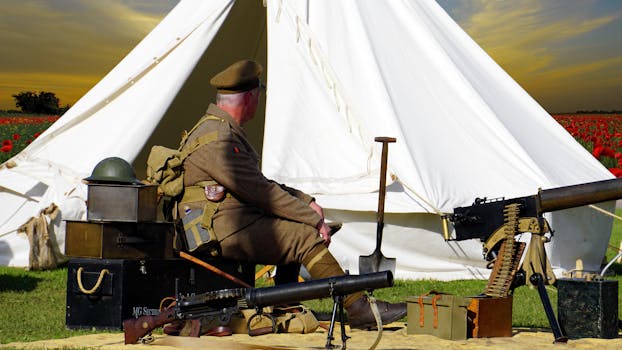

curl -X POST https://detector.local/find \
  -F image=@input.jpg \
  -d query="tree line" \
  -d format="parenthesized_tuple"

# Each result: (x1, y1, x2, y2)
(8, 91, 70, 115)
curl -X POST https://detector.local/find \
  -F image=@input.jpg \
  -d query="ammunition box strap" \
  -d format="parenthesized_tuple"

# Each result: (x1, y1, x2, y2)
(418, 297, 424, 327)
(432, 295, 440, 328)
(418, 291, 445, 328)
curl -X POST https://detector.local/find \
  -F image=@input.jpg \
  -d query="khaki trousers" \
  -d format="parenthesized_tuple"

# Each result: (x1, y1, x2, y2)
(217, 215, 324, 266)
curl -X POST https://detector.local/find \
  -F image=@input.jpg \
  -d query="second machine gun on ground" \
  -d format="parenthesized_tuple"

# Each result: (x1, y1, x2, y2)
(124, 271, 394, 349)
(446, 178, 622, 343)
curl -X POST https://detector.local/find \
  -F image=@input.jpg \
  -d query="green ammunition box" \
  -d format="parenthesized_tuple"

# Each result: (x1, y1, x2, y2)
(407, 292, 469, 340)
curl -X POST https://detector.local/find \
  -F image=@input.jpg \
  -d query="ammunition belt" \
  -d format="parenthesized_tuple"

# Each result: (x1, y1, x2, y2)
(484, 203, 524, 297)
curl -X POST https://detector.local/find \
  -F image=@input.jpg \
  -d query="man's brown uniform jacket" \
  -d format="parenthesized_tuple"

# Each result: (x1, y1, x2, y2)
(181, 104, 323, 241)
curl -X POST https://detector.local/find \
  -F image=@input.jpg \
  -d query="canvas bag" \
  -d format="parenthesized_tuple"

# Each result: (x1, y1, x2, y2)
(234, 306, 319, 335)
(145, 115, 220, 198)
(145, 145, 185, 198)
(144, 114, 222, 253)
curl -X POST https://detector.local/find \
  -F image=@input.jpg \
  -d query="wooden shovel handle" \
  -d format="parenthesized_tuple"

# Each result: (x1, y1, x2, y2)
(375, 137, 396, 248)
(179, 251, 252, 288)
(374, 137, 397, 143)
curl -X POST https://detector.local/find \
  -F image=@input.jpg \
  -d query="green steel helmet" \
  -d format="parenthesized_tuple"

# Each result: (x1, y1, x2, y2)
(84, 157, 142, 185)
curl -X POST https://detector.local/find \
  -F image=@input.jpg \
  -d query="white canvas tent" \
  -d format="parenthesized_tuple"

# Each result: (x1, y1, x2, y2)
(0, 0, 615, 279)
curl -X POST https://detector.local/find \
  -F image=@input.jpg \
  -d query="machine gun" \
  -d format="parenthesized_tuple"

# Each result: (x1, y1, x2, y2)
(447, 178, 622, 343)
(124, 271, 393, 349)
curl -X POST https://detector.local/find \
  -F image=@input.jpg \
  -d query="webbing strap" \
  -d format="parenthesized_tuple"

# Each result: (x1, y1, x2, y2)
(177, 113, 221, 156)
(177, 114, 221, 198)
(179, 131, 218, 159)
(183, 213, 206, 247)
(185, 114, 221, 139)
(180, 186, 207, 204)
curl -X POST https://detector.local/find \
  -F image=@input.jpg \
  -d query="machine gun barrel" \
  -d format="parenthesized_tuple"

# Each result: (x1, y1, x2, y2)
(538, 178, 622, 213)
(245, 271, 393, 308)
(449, 178, 622, 242)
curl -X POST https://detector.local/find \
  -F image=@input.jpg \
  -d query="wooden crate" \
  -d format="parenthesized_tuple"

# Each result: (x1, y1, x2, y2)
(467, 295, 513, 338)
(65, 220, 174, 259)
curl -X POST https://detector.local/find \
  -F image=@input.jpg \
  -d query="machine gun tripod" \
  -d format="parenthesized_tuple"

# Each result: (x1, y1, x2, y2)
(446, 178, 622, 343)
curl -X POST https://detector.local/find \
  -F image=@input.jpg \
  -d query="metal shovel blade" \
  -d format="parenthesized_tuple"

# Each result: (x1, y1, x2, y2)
(359, 246, 396, 274)
(359, 136, 396, 274)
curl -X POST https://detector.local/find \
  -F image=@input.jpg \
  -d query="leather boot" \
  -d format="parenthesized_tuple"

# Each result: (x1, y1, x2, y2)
(346, 295, 407, 330)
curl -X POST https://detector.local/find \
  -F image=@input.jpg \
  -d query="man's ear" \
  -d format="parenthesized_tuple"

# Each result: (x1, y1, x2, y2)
(241, 91, 251, 105)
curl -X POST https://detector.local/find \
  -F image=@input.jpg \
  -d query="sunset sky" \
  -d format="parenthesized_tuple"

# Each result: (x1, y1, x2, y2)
(0, 0, 621, 113)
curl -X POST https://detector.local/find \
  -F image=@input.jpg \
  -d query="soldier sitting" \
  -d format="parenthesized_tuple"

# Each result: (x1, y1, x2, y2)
(176, 59, 406, 329)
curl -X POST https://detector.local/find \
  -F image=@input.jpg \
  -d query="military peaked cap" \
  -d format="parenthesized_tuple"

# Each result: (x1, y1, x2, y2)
(210, 60, 263, 94)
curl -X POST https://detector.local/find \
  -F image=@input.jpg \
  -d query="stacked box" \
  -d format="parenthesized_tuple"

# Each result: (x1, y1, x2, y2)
(65, 221, 174, 259)
(86, 183, 158, 222)
(66, 258, 254, 329)
(65, 183, 254, 330)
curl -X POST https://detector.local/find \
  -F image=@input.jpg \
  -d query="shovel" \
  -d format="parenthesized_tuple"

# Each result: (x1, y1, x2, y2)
(359, 136, 397, 274)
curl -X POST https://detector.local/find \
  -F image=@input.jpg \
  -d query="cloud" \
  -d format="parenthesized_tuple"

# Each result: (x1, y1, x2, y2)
(457, 0, 619, 74)
(442, 0, 622, 111)
(0, 0, 176, 109)
(516, 53, 622, 112)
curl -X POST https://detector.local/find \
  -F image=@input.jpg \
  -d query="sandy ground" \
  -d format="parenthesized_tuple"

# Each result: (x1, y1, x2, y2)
(3, 323, 622, 350)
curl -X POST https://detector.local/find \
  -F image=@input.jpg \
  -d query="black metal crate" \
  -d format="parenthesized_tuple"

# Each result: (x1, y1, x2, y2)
(65, 257, 254, 330)
(557, 278, 618, 339)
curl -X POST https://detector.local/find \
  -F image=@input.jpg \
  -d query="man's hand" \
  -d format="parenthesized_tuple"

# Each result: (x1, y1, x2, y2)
(311, 201, 331, 246)
(318, 221, 332, 247)
(309, 200, 324, 218)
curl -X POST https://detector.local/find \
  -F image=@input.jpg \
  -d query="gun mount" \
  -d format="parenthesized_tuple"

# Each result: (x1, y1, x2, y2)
(446, 178, 622, 343)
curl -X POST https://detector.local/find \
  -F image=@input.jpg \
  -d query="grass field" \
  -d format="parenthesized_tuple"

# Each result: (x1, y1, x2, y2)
(1, 114, 622, 345)
(1, 218, 621, 344)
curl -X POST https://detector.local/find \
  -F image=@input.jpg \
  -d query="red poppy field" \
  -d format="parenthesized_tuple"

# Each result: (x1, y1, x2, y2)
(1, 114, 621, 177)
(553, 114, 622, 177)
(0, 115, 59, 163)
